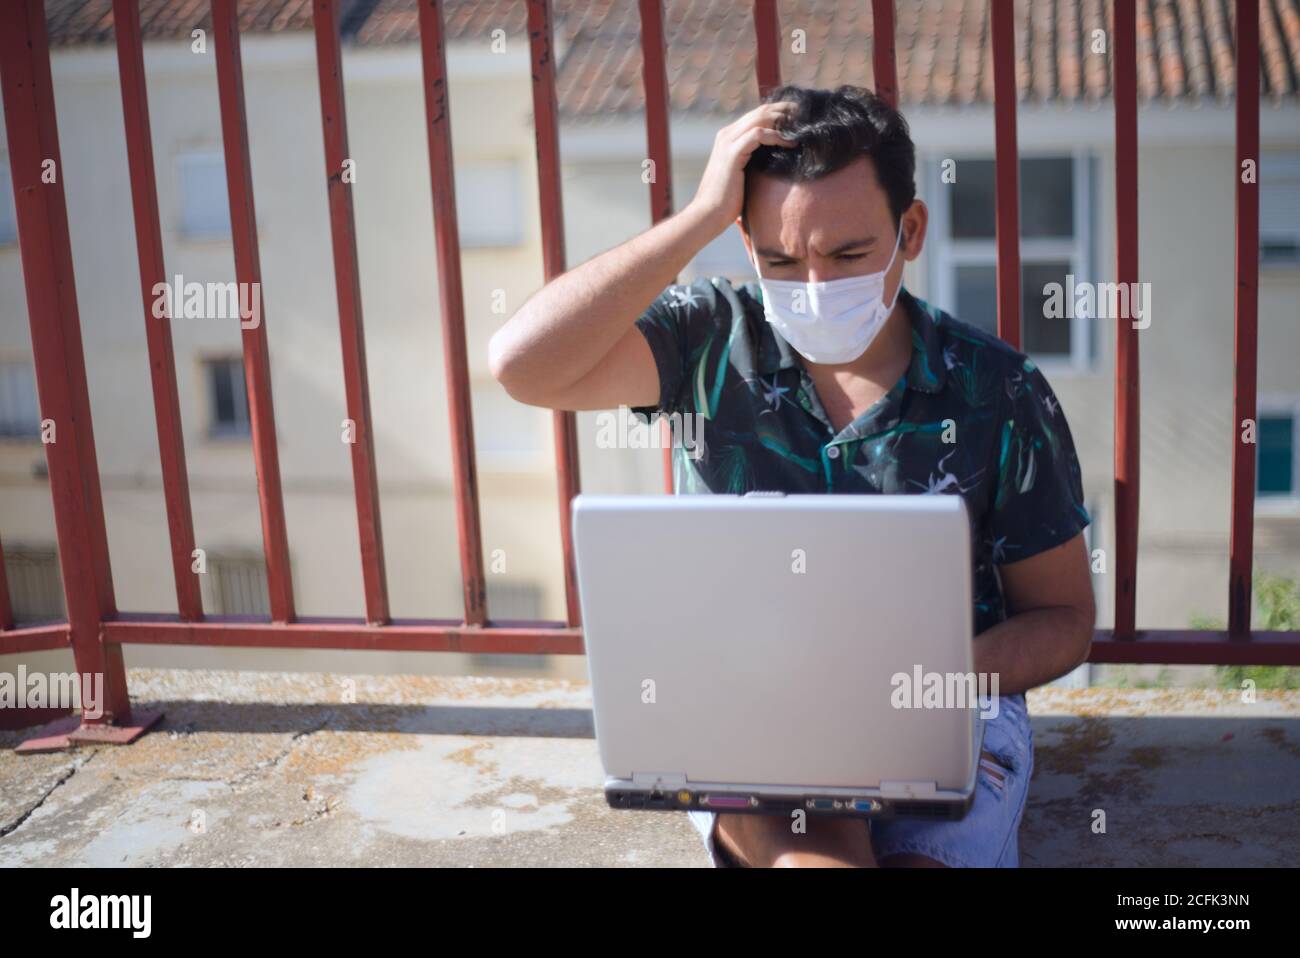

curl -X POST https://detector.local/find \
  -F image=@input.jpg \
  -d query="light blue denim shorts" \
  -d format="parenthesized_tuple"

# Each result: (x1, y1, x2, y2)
(688, 692, 1034, 867)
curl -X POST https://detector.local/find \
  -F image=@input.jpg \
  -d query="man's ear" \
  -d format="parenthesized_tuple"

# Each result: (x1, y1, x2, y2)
(901, 199, 929, 262)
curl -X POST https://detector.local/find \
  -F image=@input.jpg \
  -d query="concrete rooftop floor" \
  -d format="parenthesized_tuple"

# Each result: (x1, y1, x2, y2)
(2, 670, 1298, 867)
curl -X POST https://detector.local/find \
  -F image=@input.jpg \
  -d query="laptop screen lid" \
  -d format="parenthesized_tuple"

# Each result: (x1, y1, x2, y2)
(572, 493, 980, 794)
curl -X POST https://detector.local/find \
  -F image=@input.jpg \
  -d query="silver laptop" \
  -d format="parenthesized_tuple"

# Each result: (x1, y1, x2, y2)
(571, 492, 985, 822)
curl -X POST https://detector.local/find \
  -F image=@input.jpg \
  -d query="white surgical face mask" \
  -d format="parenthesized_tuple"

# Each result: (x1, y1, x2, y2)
(748, 226, 904, 365)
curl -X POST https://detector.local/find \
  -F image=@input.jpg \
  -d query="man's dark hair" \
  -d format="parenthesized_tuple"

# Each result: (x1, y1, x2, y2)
(741, 84, 916, 233)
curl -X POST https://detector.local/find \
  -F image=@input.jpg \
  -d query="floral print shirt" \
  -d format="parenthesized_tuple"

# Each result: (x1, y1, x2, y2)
(630, 277, 1092, 636)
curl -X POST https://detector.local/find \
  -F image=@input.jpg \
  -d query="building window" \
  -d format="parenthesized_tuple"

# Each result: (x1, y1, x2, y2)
(2, 547, 65, 622)
(1257, 407, 1296, 497)
(471, 580, 548, 671)
(1261, 153, 1300, 267)
(205, 358, 250, 439)
(202, 553, 270, 616)
(928, 153, 1093, 370)
(0, 361, 40, 439)
(454, 162, 523, 247)
(177, 151, 232, 239)
(0, 160, 16, 244)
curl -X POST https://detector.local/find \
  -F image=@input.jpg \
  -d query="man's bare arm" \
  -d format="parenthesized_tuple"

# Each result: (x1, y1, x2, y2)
(488, 102, 795, 411)
(488, 204, 717, 410)
(972, 532, 1096, 695)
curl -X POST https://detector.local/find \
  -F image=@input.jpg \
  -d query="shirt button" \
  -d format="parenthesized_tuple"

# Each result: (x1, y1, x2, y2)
(825, 445, 840, 459)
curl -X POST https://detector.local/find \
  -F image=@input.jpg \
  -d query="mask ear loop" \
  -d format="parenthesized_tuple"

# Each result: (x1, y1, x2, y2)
(748, 238, 764, 282)
(881, 224, 906, 312)
(745, 237, 772, 372)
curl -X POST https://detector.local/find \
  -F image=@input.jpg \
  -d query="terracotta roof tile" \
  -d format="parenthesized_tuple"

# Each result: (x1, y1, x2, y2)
(45, 0, 317, 45)
(43, 0, 1300, 111)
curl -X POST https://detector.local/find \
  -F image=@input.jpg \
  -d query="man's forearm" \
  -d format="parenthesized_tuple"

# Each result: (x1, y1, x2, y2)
(489, 202, 722, 398)
(972, 607, 1093, 696)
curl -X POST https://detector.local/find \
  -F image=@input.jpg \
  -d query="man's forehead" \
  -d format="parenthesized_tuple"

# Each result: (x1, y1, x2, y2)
(745, 157, 891, 243)
(746, 201, 887, 255)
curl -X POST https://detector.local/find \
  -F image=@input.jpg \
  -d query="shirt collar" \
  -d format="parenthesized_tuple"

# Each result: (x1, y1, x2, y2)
(753, 285, 948, 395)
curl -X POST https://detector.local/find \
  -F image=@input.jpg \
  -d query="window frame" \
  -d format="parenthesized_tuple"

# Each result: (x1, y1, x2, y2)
(175, 149, 232, 241)
(1260, 151, 1300, 269)
(203, 355, 251, 440)
(1, 543, 65, 623)
(200, 551, 271, 617)
(1256, 394, 1300, 513)
(926, 150, 1095, 375)
(0, 357, 42, 442)
(454, 159, 525, 249)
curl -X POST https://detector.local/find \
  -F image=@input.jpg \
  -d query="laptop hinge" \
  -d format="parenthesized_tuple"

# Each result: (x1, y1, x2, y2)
(880, 780, 939, 799)
(631, 772, 687, 789)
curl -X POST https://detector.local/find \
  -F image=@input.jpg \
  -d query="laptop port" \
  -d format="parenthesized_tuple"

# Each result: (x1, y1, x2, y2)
(891, 801, 954, 819)
(703, 794, 755, 810)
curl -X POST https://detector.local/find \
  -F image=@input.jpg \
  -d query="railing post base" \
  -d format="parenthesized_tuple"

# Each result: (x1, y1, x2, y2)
(14, 708, 164, 754)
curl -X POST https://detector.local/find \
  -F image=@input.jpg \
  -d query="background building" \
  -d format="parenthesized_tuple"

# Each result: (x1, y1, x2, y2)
(2, 0, 1298, 685)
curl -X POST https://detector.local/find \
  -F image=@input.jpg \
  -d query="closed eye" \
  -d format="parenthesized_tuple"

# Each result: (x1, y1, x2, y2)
(766, 252, 865, 267)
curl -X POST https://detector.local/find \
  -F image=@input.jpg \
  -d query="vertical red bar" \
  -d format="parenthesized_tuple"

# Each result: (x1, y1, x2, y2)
(990, 0, 1022, 349)
(210, 0, 295, 623)
(638, 0, 677, 492)
(112, 0, 203, 622)
(1112, 0, 1140, 640)
(312, 0, 390, 625)
(1229, 0, 1260, 639)
(871, 0, 898, 108)
(753, 0, 782, 96)
(526, 0, 583, 627)
(639, 0, 675, 228)
(416, 0, 488, 626)
(0, 0, 130, 722)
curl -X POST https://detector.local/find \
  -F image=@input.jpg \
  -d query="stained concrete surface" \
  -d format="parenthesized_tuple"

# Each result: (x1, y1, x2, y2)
(1, 670, 1297, 867)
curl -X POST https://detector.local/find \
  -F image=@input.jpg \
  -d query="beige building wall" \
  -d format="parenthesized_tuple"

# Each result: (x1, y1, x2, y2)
(2, 34, 1298, 690)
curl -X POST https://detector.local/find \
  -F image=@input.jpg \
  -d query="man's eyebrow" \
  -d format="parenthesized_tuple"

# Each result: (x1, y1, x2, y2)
(755, 237, 877, 259)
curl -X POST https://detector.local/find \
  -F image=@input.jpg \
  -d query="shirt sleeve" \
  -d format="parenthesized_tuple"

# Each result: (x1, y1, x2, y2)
(628, 278, 719, 421)
(988, 358, 1092, 565)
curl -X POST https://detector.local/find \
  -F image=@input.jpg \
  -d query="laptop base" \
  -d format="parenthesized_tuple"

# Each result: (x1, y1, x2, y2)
(605, 785, 975, 822)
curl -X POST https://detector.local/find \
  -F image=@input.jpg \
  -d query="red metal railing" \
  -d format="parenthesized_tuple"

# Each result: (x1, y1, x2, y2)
(115, 0, 204, 626)
(1112, 0, 1141, 645)
(313, 0, 390, 627)
(0, 0, 1296, 738)
(418, 0, 488, 628)
(1229, 0, 1261, 642)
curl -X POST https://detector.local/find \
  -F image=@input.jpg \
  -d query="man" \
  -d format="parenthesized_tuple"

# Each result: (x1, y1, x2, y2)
(490, 84, 1095, 867)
